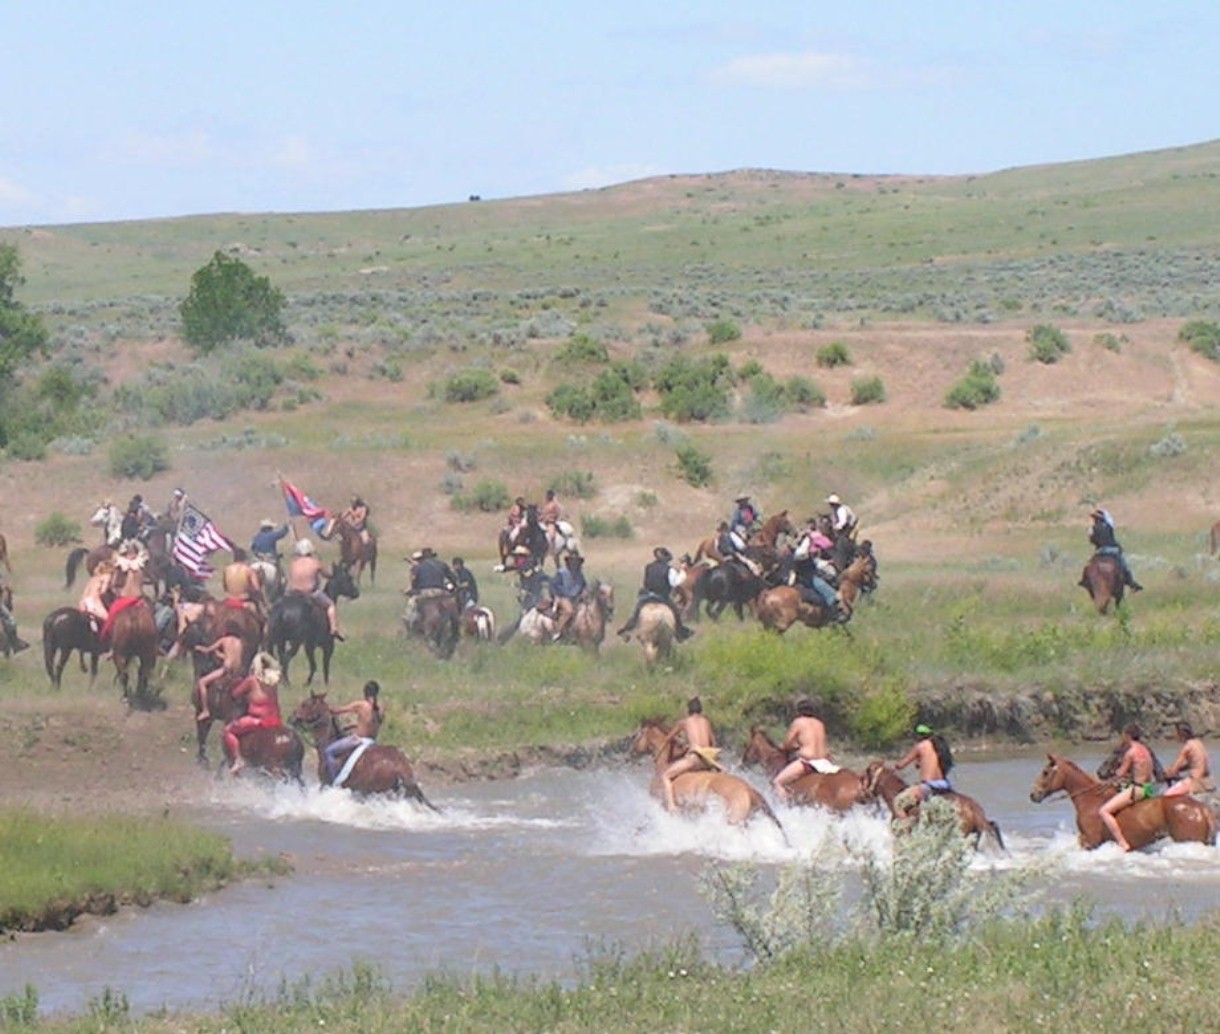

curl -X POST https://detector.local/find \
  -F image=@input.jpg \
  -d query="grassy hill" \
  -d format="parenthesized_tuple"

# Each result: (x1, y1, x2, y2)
(4, 140, 1220, 750)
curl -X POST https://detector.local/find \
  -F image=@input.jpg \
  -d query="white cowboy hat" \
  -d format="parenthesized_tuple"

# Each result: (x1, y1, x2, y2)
(294, 538, 315, 556)
(409, 550, 426, 561)
(259, 518, 276, 530)
(826, 494, 842, 505)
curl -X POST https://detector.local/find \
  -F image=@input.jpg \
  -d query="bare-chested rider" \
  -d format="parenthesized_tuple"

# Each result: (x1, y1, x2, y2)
(772, 699, 840, 802)
(222, 547, 265, 618)
(659, 696, 722, 812)
(195, 623, 246, 722)
(323, 680, 386, 783)
(893, 724, 954, 819)
(1099, 723, 1158, 852)
(78, 559, 113, 637)
(287, 539, 342, 640)
(1163, 721, 1213, 798)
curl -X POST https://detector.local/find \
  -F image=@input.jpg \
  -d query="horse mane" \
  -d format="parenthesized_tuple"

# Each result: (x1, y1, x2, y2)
(1049, 754, 1098, 784)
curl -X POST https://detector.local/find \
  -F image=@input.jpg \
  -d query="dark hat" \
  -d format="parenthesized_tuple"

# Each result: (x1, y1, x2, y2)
(566, 552, 584, 564)
(654, 546, 673, 560)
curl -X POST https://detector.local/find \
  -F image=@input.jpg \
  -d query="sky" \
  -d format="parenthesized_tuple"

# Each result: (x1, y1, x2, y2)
(2, 2, 1218, 228)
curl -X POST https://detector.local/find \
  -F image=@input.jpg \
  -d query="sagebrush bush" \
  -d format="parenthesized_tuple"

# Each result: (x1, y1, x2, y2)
(655, 354, 733, 422)
(580, 514, 634, 539)
(850, 375, 886, 405)
(35, 512, 81, 547)
(1027, 323, 1071, 364)
(675, 443, 714, 487)
(436, 368, 499, 403)
(816, 341, 852, 368)
(944, 360, 1001, 410)
(451, 480, 510, 512)
(108, 434, 169, 480)
(706, 318, 742, 344)
(1178, 319, 1220, 360)
(549, 470, 597, 500)
(554, 333, 609, 365)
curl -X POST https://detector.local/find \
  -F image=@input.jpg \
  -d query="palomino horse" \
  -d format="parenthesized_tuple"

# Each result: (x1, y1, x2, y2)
(1029, 754, 1215, 851)
(740, 727, 868, 812)
(864, 761, 1006, 851)
(266, 564, 360, 685)
(291, 692, 439, 808)
(630, 601, 676, 666)
(755, 553, 875, 633)
(42, 607, 103, 689)
(334, 520, 378, 586)
(461, 604, 496, 643)
(109, 600, 159, 706)
(630, 720, 783, 831)
(1079, 552, 1124, 614)
(410, 591, 461, 659)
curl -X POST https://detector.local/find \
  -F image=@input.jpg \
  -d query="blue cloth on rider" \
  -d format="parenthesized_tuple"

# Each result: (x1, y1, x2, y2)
(922, 778, 952, 795)
(552, 568, 586, 599)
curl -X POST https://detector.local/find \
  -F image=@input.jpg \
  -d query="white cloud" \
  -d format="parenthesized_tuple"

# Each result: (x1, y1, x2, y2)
(712, 51, 874, 91)
(561, 163, 666, 192)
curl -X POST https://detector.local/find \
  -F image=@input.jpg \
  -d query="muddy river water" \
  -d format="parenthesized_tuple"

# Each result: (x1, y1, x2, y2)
(4, 751, 1218, 1017)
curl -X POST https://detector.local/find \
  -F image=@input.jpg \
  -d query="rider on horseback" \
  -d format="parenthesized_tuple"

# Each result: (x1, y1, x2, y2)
(549, 552, 587, 642)
(659, 697, 723, 812)
(323, 679, 385, 785)
(616, 547, 695, 642)
(78, 559, 114, 639)
(451, 557, 479, 608)
(826, 494, 858, 541)
(403, 549, 456, 633)
(195, 622, 247, 722)
(772, 699, 840, 802)
(251, 518, 289, 560)
(892, 724, 955, 821)
(222, 547, 266, 618)
(1099, 724, 1160, 851)
(729, 494, 759, 540)
(1163, 722, 1214, 798)
(287, 539, 343, 640)
(716, 521, 762, 577)
(0, 573, 28, 653)
(224, 652, 284, 776)
(790, 519, 848, 623)
(335, 495, 372, 546)
(1086, 508, 1143, 592)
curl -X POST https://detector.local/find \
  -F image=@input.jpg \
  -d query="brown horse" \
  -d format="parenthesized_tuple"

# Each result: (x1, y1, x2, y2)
(692, 511, 795, 565)
(42, 607, 103, 689)
(1029, 754, 1215, 851)
(291, 692, 438, 808)
(1079, 552, 1124, 614)
(222, 721, 305, 783)
(755, 553, 874, 633)
(630, 720, 783, 831)
(109, 599, 159, 706)
(190, 667, 245, 768)
(412, 591, 461, 659)
(864, 761, 1005, 851)
(334, 520, 378, 586)
(670, 555, 706, 620)
(195, 599, 265, 671)
(740, 727, 868, 812)
(461, 604, 496, 642)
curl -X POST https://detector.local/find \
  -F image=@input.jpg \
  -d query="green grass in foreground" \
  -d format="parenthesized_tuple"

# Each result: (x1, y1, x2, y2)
(0, 809, 279, 933)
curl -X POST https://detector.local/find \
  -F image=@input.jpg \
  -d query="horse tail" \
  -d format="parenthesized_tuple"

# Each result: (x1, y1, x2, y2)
(65, 547, 89, 588)
(398, 775, 442, 813)
(987, 820, 1006, 854)
(758, 796, 788, 844)
(43, 616, 58, 686)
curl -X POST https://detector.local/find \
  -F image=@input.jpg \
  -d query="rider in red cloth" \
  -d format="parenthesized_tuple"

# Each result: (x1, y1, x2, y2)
(222, 652, 284, 775)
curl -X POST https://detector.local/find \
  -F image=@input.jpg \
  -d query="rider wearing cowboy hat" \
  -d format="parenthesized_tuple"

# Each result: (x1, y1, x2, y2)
(549, 551, 587, 642)
(826, 494, 858, 540)
(617, 546, 695, 642)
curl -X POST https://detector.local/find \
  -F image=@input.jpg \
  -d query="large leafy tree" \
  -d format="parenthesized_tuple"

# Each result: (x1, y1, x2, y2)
(0, 243, 49, 382)
(179, 250, 288, 353)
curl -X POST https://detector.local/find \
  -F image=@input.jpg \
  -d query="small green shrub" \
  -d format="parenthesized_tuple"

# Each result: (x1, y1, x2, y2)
(581, 514, 634, 539)
(1093, 332, 1124, 353)
(108, 434, 169, 480)
(549, 470, 597, 500)
(945, 360, 1001, 410)
(35, 512, 81, 547)
(545, 383, 596, 423)
(499, 368, 521, 385)
(554, 333, 609, 365)
(436, 368, 499, 403)
(816, 341, 852, 368)
(850, 375, 886, 405)
(737, 359, 764, 379)
(1179, 320, 1220, 360)
(848, 682, 916, 748)
(451, 480, 511, 513)
(783, 375, 826, 410)
(675, 443, 713, 487)
(1026, 323, 1071, 364)
(4, 432, 46, 461)
(706, 319, 742, 344)
(655, 354, 733, 423)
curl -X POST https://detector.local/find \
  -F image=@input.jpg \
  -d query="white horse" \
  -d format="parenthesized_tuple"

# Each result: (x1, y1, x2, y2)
(547, 519, 582, 570)
(89, 504, 123, 547)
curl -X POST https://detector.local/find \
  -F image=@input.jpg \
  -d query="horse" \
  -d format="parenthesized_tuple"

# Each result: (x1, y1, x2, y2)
(1029, 754, 1215, 851)
(109, 599, 159, 706)
(547, 519, 583, 572)
(411, 591, 461, 659)
(498, 504, 549, 567)
(755, 553, 875, 633)
(188, 661, 244, 768)
(0, 531, 10, 573)
(630, 601, 676, 666)
(630, 720, 783, 832)
(461, 604, 496, 643)
(223, 721, 305, 783)
(291, 692, 439, 808)
(690, 560, 766, 621)
(863, 761, 1006, 851)
(1079, 552, 1124, 614)
(250, 553, 285, 605)
(65, 544, 113, 588)
(266, 564, 359, 685)
(182, 598, 265, 675)
(334, 520, 378, 586)
(567, 580, 614, 652)
(740, 728, 869, 812)
(670, 554, 706, 620)
(42, 607, 104, 689)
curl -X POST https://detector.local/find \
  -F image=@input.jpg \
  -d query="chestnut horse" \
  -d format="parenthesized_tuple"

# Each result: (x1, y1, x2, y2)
(109, 599, 159, 706)
(864, 761, 1005, 851)
(630, 720, 783, 832)
(692, 510, 795, 565)
(42, 607, 103, 689)
(222, 720, 305, 783)
(755, 553, 875, 633)
(740, 727, 868, 812)
(1079, 552, 1124, 614)
(334, 520, 377, 586)
(1029, 754, 1215, 851)
(291, 692, 438, 808)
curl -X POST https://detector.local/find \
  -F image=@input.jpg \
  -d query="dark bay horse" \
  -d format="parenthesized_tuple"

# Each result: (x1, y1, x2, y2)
(1030, 754, 1215, 851)
(42, 607, 103, 689)
(413, 591, 461, 659)
(334, 521, 377, 586)
(110, 599, 159, 707)
(266, 565, 359, 685)
(498, 505, 549, 567)
(1079, 552, 1124, 613)
(291, 693, 438, 808)
(864, 761, 1005, 851)
(630, 720, 783, 832)
(690, 560, 766, 621)
(740, 727, 868, 812)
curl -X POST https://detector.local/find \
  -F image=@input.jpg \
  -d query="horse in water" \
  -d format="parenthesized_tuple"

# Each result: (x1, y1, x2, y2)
(223, 720, 305, 783)
(109, 599, 159, 707)
(690, 560, 766, 621)
(740, 728, 869, 812)
(410, 591, 461, 659)
(755, 553, 875, 633)
(1029, 754, 1215, 851)
(334, 520, 377, 586)
(266, 564, 359, 685)
(630, 720, 783, 832)
(1079, 553, 1124, 614)
(42, 607, 103, 689)
(291, 693, 439, 808)
(864, 761, 1005, 851)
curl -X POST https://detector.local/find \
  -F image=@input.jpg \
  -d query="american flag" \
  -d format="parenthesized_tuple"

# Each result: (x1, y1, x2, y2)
(172, 503, 233, 578)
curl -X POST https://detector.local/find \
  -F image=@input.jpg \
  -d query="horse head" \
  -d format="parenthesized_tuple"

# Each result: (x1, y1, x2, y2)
(291, 691, 331, 734)
(741, 726, 773, 766)
(630, 719, 670, 759)
(1029, 754, 1068, 803)
(595, 580, 615, 618)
